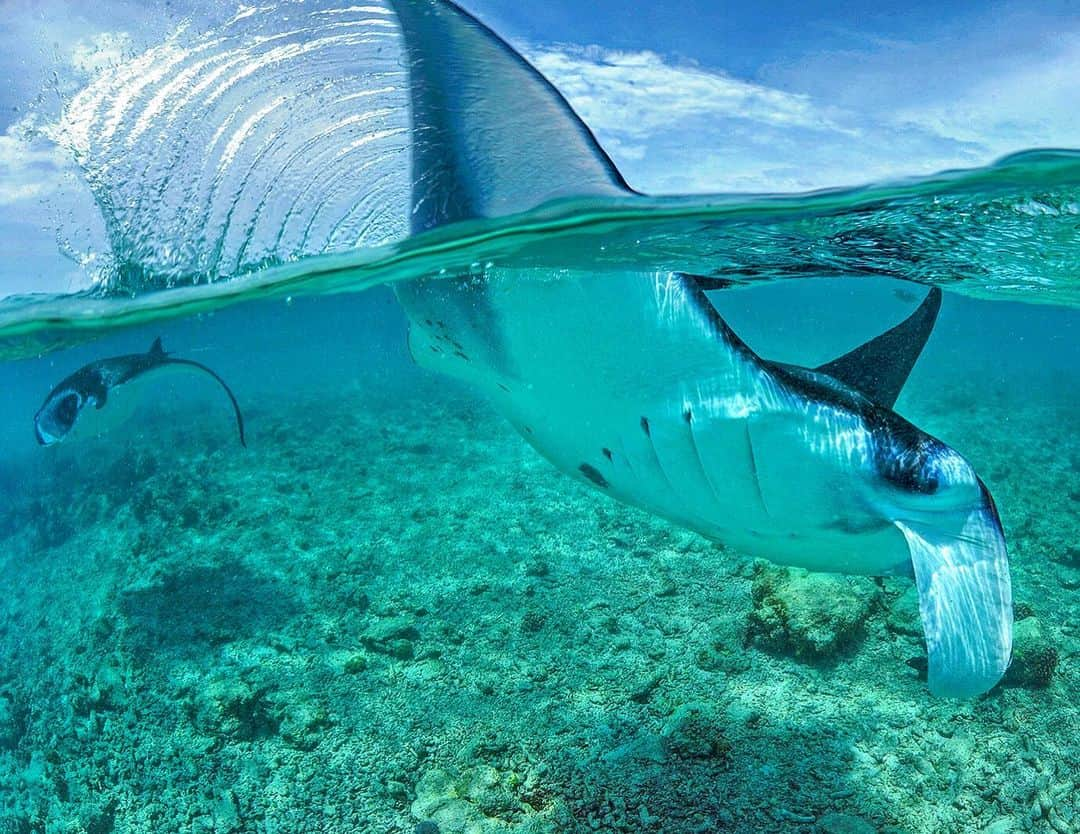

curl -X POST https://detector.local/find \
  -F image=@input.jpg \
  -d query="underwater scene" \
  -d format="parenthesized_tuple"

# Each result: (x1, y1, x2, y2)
(0, 1, 1078, 833)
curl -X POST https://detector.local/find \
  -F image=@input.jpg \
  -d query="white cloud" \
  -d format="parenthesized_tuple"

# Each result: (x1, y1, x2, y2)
(70, 31, 135, 76)
(891, 34, 1080, 151)
(0, 31, 138, 210)
(0, 123, 70, 207)
(525, 36, 1079, 194)
(527, 44, 977, 193)
(530, 46, 848, 139)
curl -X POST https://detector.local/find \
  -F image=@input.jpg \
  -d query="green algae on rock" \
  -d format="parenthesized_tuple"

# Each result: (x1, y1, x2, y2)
(1003, 618, 1059, 689)
(747, 562, 881, 661)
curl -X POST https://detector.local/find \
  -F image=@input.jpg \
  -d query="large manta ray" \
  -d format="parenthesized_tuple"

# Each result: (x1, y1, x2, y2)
(386, 0, 1012, 697)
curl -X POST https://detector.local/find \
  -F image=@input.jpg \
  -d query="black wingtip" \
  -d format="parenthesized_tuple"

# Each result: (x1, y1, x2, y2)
(814, 284, 943, 409)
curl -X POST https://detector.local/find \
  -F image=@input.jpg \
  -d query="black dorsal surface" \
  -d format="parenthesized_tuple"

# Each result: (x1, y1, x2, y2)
(814, 286, 943, 409)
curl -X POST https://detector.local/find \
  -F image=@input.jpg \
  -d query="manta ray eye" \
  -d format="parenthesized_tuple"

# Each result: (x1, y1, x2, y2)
(881, 461, 939, 494)
(878, 439, 945, 496)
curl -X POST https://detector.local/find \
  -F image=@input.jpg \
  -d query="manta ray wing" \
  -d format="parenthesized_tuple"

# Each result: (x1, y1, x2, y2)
(403, 266, 785, 542)
(387, 0, 630, 231)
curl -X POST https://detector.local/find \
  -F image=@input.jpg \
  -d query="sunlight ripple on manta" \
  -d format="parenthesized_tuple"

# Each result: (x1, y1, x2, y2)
(53, 0, 1014, 697)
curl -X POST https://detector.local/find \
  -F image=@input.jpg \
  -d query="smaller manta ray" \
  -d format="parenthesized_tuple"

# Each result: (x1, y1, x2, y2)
(34, 337, 246, 447)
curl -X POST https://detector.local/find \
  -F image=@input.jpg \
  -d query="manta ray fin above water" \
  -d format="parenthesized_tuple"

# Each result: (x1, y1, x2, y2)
(813, 286, 943, 409)
(387, 0, 631, 231)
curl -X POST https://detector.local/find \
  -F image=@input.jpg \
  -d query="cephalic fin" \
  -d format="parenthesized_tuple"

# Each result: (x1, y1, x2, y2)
(896, 493, 1012, 697)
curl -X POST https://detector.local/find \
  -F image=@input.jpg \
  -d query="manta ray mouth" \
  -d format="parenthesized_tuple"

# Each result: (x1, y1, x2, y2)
(34, 418, 59, 446)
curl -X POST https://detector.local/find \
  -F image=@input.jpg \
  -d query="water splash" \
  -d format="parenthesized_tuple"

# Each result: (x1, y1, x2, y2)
(58, 1, 412, 291)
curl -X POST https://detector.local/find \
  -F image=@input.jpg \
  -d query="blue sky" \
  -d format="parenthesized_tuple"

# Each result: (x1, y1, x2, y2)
(0, 0, 1078, 296)
(470, 0, 1080, 191)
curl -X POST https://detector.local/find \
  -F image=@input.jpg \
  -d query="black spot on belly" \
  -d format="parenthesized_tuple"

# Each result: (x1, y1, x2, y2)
(601, 447, 613, 461)
(823, 516, 890, 535)
(579, 463, 609, 488)
(640, 416, 651, 436)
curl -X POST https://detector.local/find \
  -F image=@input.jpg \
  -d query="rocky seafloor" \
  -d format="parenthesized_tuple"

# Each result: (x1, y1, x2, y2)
(0, 370, 1076, 834)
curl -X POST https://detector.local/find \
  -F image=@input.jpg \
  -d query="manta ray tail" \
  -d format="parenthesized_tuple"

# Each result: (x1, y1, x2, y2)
(896, 489, 1012, 697)
(153, 342, 247, 447)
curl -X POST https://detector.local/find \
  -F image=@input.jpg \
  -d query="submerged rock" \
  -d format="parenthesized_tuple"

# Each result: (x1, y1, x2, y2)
(747, 563, 880, 660)
(188, 678, 280, 741)
(1003, 618, 1058, 688)
(660, 702, 729, 760)
(410, 764, 549, 833)
(602, 732, 667, 765)
(884, 585, 922, 637)
(817, 812, 877, 834)
(361, 617, 421, 659)
(279, 701, 332, 750)
(0, 694, 21, 751)
(1051, 544, 1079, 567)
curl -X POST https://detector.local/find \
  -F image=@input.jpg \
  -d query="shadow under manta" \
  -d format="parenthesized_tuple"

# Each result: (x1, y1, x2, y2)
(381, 0, 1012, 698)
(119, 563, 299, 659)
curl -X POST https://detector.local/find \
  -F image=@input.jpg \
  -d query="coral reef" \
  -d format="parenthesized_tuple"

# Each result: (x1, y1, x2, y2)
(1003, 618, 1059, 689)
(747, 563, 881, 661)
(0, 355, 1076, 834)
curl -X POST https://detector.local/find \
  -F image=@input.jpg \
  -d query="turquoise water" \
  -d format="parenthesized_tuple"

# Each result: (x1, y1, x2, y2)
(1, 1, 1079, 833)
(1, 273, 1077, 834)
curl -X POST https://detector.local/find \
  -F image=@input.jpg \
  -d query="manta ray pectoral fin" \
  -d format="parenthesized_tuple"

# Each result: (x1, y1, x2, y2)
(896, 502, 1012, 698)
(388, 0, 630, 232)
(814, 286, 942, 409)
(677, 273, 740, 292)
(406, 321, 480, 379)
